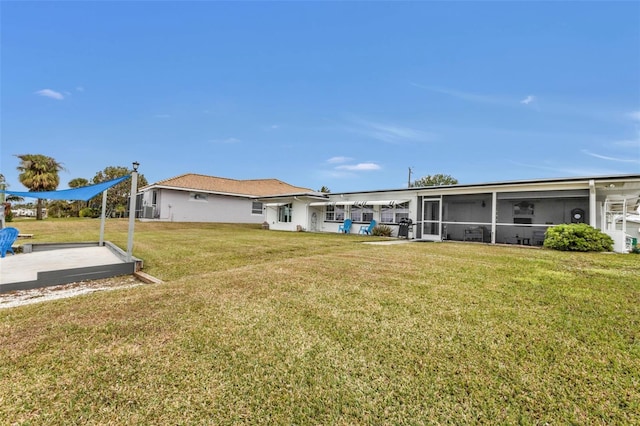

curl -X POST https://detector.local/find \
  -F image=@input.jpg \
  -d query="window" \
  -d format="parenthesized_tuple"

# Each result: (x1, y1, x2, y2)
(251, 201, 263, 215)
(151, 190, 157, 206)
(335, 205, 346, 221)
(381, 205, 394, 223)
(325, 205, 335, 221)
(351, 205, 363, 222)
(278, 203, 292, 222)
(395, 202, 409, 222)
(350, 205, 373, 222)
(362, 206, 374, 222)
(381, 202, 410, 223)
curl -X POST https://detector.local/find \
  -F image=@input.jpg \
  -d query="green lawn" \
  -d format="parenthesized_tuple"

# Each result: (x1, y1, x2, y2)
(1, 218, 639, 424)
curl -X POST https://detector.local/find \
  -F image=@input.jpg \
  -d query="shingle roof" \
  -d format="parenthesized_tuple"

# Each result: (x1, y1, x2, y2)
(145, 173, 314, 197)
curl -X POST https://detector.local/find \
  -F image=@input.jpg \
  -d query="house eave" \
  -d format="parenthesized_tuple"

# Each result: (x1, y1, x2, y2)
(331, 174, 640, 196)
(257, 193, 330, 201)
(143, 184, 254, 198)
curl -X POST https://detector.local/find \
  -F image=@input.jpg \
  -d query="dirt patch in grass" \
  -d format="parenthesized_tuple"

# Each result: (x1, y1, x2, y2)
(0, 275, 146, 309)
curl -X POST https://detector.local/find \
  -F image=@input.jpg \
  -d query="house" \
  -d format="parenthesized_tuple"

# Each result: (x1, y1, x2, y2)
(259, 174, 640, 253)
(138, 173, 322, 223)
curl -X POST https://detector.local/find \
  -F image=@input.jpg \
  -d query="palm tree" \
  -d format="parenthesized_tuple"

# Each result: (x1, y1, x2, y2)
(16, 154, 65, 220)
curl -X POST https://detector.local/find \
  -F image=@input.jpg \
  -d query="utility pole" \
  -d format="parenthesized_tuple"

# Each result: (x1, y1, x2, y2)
(407, 167, 413, 188)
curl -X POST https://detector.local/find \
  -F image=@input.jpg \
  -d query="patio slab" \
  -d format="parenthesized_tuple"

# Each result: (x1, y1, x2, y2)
(0, 242, 140, 293)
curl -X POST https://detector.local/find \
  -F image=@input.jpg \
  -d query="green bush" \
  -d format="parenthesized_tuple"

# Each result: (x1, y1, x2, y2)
(543, 223, 613, 252)
(79, 207, 100, 218)
(372, 224, 393, 237)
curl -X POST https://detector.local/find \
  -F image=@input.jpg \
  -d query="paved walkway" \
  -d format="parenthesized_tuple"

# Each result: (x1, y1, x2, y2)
(0, 246, 127, 285)
(363, 239, 416, 245)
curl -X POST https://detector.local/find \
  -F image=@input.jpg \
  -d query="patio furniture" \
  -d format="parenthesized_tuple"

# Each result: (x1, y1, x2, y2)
(358, 220, 377, 235)
(463, 226, 484, 242)
(338, 219, 352, 234)
(0, 227, 19, 258)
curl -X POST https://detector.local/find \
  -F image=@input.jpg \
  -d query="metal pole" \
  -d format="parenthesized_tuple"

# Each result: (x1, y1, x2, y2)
(0, 182, 5, 229)
(99, 190, 108, 246)
(126, 164, 139, 261)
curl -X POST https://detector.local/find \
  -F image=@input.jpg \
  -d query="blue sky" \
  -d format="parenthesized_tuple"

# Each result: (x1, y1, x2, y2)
(2, 1, 639, 193)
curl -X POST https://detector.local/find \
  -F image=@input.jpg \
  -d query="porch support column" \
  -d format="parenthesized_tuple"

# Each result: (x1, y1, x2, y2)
(491, 192, 497, 244)
(99, 189, 108, 246)
(126, 162, 139, 262)
(589, 179, 597, 228)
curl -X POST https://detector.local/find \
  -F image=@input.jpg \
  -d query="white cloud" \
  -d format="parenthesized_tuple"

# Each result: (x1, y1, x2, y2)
(35, 89, 64, 100)
(581, 149, 640, 164)
(335, 162, 381, 171)
(327, 156, 352, 164)
(76, 86, 84, 92)
(628, 111, 640, 121)
(520, 95, 535, 105)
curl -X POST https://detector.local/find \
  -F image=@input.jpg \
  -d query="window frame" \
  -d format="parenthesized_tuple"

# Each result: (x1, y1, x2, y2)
(278, 203, 293, 223)
(325, 205, 335, 221)
(251, 201, 263, 215)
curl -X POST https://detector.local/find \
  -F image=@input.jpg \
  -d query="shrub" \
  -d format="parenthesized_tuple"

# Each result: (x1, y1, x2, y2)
(372, 224, 393, 237)
(543, 223, 613, 252)
(79, 207, 100, 218)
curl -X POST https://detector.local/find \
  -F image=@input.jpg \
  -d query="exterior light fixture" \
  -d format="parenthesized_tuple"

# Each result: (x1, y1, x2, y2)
(132, 161, 140, 172)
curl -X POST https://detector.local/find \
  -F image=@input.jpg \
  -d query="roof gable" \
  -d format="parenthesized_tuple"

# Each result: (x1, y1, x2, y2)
(145, 173, 314, 197)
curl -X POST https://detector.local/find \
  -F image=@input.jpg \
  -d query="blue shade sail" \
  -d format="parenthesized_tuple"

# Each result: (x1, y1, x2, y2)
(0, 175, 131, 201)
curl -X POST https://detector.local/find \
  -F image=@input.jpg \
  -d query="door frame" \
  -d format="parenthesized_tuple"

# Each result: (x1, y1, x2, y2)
(420, 197, 442, 241)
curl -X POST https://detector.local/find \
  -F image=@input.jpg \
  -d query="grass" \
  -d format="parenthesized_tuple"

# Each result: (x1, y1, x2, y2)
(1, 218, 639, 424)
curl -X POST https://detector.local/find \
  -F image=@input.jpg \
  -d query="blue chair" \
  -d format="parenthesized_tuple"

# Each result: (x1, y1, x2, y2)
(358, 220, 377, 235)
(0, 227, 19, 258)
(338, 219, 352, 234)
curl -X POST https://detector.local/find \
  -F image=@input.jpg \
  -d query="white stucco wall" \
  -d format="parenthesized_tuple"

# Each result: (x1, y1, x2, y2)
(264, 199, 309, 231)
(141, 189, 265, 223)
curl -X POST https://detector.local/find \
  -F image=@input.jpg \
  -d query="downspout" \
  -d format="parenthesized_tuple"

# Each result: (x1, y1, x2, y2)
(589, 179, 597, 228)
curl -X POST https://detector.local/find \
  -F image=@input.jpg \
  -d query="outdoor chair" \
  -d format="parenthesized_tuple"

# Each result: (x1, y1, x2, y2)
(338, 219, 352, 233)
(0, 227, 19, 258)
(358, 220, 377, 235)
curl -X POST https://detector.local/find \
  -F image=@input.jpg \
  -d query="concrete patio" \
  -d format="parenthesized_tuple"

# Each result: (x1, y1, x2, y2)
(0, 242, 140, 293)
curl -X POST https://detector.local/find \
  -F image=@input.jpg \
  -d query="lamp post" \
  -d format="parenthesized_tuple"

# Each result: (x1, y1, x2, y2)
(126, 161, 139, 262)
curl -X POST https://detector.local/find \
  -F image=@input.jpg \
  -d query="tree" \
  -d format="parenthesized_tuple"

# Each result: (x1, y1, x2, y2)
(16, 154, 65, 220)
(0, 173, 24, 204)
(69, 178, 89, 188)
(47, 200, 74, 218)
(90, 166, 148, 217)
(318, 186, 331, 193)
(410, 174, 458, 187)
(68, 177, 90, 216)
